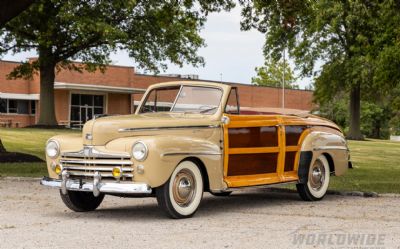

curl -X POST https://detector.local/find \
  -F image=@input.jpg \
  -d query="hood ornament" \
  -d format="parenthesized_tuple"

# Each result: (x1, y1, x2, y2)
(83, 146, 93, 157)
(85, 133, 93, 140)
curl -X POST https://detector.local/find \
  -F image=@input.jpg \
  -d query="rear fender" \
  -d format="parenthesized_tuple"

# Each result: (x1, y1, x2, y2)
(299, 131, 349, 178)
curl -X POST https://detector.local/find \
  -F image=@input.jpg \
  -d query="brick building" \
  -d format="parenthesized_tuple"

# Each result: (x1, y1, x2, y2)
(0, 60, 313, 128)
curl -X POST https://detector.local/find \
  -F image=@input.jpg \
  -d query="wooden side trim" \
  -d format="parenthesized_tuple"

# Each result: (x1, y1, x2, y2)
(277, 123, 285, 179)
(225, 173, 280, 187)
(293, 129, 311, 172)
(227, 120, 278, 128)
(286, 145, 300, 152)
(228, 147, 280, 154)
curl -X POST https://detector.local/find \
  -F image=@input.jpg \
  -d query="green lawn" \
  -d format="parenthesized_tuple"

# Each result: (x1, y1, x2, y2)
(329, 139, 400, 193)
(1, 128, 400, 193)
(0, 128, 79, 177)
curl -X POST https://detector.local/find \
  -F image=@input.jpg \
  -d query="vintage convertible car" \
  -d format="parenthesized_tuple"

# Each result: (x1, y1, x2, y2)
(41, 81, 349, 218)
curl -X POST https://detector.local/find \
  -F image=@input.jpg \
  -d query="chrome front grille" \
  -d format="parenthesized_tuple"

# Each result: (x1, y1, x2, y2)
(60, 148, 133, 181)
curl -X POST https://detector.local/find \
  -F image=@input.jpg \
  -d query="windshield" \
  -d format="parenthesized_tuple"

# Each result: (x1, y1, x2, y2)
(139, 85, 223, 114)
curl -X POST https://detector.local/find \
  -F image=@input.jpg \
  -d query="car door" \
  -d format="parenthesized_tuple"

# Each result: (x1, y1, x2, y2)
(223, 114, 311, 187)
(222, 114, 284, 188)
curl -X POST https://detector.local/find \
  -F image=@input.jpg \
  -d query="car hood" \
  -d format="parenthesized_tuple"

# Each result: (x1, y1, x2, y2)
(82, 113, 220, 145)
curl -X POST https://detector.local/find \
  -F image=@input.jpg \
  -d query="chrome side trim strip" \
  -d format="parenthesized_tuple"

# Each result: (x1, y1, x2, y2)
(161, 151, 222, 157)
(313, 146, 348, 151)
(118, 125, 220, 133)
(41, 177, 152, 195)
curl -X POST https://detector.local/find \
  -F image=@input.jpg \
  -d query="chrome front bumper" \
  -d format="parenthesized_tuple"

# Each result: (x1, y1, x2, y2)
(41, 171, 152, 196)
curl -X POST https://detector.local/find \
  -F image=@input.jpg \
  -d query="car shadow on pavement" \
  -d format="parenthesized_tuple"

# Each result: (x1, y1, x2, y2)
(49, 189, 341, 221)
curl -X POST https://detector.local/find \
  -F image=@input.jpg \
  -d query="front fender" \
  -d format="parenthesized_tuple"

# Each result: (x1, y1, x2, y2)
(105, 135, 223, 189)
(45, 134, 83, 179)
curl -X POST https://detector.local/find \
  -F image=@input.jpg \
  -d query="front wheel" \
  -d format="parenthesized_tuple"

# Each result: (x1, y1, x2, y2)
(60, 190, 104, 212)
(296, 155, 330, 201)
(156, 160, 204, 219)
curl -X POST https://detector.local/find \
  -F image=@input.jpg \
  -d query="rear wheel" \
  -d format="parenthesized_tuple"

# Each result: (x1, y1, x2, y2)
(156, 160, 203, 219)
(297, 155, 330, 201)
(60, 190, 104, 212)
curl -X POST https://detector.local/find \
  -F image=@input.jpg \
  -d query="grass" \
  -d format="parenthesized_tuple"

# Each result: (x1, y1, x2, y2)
(0, 128, 79, 177)
(1, 128, 400, 193)
(329, 139, 400, 193)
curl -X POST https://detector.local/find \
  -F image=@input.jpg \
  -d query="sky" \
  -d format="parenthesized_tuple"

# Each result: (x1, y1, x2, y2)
(2, 6, 312, 89)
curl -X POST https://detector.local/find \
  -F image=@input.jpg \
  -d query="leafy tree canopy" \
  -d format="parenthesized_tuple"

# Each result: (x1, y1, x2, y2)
(239, 0, 400, 140)
(0, 0, 34, 28)
(251, 59, 298, 89)
(0, 0, 234, 125)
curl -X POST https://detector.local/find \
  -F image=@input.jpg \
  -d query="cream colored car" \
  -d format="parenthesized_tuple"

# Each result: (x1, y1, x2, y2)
(41, 81, 350, 218)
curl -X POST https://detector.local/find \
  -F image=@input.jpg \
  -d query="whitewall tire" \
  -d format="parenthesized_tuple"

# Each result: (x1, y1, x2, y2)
(297, 155, 330, 201)
(156, 160, 204, 218)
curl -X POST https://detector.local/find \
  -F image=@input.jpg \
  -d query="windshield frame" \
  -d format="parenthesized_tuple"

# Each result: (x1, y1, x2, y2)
(138, 84, 224, 115)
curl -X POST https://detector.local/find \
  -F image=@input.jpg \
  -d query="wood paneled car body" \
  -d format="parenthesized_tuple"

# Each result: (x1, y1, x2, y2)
(41, 81, 350, 218)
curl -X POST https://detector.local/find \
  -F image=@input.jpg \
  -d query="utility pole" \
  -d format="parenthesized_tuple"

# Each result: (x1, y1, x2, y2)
(282, 48, 285, 109)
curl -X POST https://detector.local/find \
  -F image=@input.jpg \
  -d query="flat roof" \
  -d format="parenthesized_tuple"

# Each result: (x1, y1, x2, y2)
(0, 93, 39, 100)
(54, 82, 145, 94)
(133, 73, 314, 92)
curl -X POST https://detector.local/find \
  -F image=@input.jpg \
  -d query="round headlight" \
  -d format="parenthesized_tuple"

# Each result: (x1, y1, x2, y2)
(46, 140, 60, 158)
(132, 141, 148, 161)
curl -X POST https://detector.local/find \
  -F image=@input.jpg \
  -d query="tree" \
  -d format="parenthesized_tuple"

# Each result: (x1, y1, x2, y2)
(0, 0, 35, 151)
(239, 0, 399, 140)
(0, 0, 34, 27)
(251, 59, 299, 89)
(0, 0, 234, 125)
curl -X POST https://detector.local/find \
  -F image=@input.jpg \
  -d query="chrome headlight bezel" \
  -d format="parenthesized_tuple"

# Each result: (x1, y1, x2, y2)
(46, 140, 60, 159)
(131, 141, 148, 161)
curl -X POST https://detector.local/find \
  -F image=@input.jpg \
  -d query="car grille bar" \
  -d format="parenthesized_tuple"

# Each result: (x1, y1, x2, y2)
(60, 148, 133, 181)
(60, 159, 133, 165)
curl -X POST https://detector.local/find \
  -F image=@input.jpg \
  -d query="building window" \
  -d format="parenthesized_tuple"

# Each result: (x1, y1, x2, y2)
(30, 101, 36, 115)
(70, 94, 105, 127)
(8, 100, 17, 113)
(0, 99, 34, 115)
(0, 99, 6, 113)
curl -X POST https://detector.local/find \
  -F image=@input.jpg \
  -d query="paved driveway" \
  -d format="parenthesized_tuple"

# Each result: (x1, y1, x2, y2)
(0, 178, 399, 249)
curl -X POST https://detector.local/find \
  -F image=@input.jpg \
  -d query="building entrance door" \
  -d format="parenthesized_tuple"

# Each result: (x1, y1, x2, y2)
(80, 105, 93, 124)
(70, 94, 104, 128)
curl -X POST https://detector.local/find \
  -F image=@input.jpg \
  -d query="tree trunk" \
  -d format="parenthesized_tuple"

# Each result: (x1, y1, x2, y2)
(37, 47, 58, 126)
(347, 84, 364, 140)
(372, 121, 381, 139)
(0, 138, 6, 153)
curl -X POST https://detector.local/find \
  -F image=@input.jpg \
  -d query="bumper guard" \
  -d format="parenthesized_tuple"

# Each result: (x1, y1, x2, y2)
(41, 171, 152, 196)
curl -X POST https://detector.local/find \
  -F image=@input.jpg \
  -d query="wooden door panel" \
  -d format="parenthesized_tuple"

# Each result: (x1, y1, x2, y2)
(223, 115, 312, 187)
(223, 114, 281, 187)
(228, 127, 278, 148)
(285, 125, 307, 146)
(227, 153, 278, 176)
(284, 125, 308, 173)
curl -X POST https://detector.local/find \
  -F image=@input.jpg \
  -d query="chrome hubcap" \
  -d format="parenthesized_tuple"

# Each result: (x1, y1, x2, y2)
(172, 169, 196, 207)
(309, 160, 325, 191)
